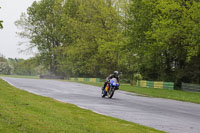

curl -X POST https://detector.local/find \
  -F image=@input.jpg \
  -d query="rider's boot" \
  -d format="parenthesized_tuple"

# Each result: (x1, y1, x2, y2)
(102, 82, 107, 91)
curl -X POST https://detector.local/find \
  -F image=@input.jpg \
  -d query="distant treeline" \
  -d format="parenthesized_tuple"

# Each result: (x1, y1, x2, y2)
(0, 55, 47, 76)
(11, 0, 200, 88)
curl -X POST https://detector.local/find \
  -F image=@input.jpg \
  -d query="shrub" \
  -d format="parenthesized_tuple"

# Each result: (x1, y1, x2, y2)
(133, 73, 143, 81)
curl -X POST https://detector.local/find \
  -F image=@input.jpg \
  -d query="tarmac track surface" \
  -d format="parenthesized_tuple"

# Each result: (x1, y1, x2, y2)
(2, 77, 200, 133)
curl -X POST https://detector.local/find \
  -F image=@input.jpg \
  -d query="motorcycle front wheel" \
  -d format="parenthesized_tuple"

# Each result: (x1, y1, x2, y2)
(108, 88, 115, 98)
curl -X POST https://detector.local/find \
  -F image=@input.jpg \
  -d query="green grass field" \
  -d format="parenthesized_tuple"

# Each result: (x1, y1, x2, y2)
(69, 81, 200, 104)
(0, 79, 164, 133)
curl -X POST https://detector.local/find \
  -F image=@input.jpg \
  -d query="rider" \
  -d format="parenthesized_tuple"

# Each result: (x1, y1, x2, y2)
(102, 71, 120, 90)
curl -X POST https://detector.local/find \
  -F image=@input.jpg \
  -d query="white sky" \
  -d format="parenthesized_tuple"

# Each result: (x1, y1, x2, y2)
(0, 0, 37, 59)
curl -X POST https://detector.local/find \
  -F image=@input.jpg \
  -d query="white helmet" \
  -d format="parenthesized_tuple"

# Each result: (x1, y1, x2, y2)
(114, 71, 119, 77)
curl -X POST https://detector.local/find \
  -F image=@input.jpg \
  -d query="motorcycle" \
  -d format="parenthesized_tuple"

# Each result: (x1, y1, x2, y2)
(101, 78, 119, 98)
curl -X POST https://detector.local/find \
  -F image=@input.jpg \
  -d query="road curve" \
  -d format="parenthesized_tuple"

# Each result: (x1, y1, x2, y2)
(2, 77, 200, 133)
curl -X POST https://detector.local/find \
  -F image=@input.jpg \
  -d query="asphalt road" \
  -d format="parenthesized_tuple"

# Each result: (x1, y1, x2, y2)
(2, 77, 200, 133)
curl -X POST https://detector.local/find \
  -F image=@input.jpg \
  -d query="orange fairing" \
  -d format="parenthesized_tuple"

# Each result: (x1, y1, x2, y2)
(105, 85, 109, 92)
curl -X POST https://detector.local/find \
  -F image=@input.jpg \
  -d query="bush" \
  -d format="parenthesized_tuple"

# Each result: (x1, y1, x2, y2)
(131, 73, 143, 85)
(134, 73, 143, 81)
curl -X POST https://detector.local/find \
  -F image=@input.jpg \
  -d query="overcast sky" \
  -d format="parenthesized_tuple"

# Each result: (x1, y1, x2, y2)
(0, 0, 36, 59)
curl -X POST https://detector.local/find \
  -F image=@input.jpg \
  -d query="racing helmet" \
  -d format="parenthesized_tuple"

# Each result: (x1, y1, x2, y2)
(114, 71, 119, 77)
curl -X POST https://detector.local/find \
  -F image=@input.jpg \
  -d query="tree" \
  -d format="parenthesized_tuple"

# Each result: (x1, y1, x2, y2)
(128, 0, 200, 86)
(54, 0, 127, 77)
(127, 0, 159, 80)
(15, 0, 64, 75)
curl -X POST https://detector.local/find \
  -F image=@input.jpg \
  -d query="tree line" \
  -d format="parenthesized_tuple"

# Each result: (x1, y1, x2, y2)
(12, 0, 200, 88)
(0, 55, 47, 76)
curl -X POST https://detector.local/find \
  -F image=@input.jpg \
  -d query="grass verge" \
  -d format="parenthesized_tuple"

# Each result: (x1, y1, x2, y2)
(0, 75, 39, 79)
(69, 80, 200, 104)
(0, 79, 164, 133)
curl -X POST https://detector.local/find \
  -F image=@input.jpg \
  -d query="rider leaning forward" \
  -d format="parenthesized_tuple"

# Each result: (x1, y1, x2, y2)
(102, 71, 120, 91)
